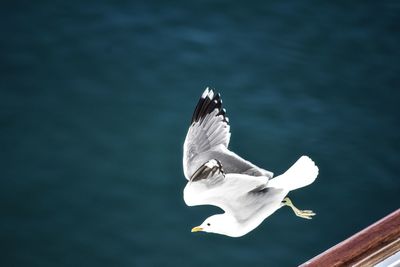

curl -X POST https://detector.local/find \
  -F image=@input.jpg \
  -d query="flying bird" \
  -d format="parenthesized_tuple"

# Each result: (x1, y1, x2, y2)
(182, 88, 319, 237)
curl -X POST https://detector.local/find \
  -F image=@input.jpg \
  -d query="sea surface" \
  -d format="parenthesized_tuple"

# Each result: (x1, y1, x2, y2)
(1, 1, 399, 266)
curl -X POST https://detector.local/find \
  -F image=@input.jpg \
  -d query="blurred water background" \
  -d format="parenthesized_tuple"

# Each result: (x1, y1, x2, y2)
(1, 1, 399, 266)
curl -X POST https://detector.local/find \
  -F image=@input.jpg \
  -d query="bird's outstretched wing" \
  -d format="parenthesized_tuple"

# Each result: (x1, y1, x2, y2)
(183, 88, 274, 180)
(183, 88, 231, 180)
(184, 159, 283, 222)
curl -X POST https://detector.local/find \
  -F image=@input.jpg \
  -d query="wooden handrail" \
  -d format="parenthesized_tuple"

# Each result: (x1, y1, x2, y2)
(300, 209, 400, 267)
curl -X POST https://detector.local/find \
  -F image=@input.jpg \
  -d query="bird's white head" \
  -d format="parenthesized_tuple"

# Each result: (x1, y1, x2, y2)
(191, 214, 244, 237)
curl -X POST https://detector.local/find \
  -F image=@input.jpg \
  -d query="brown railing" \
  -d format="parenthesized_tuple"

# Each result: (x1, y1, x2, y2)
(300, 209, 400, 267)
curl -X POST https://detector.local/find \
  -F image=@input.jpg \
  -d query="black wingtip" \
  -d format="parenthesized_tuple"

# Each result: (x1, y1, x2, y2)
(190, 88, 229, 125)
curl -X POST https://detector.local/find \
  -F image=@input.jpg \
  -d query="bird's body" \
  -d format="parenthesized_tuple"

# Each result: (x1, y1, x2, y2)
(185, 171, 285, 237)
(182, 88, 319, 237)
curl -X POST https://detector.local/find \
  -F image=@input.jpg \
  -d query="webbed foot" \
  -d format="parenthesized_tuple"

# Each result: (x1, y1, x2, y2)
(282, 197, 316, 219)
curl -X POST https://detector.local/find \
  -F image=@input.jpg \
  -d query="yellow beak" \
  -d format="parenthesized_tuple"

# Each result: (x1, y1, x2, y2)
(191, 226, 203, 232)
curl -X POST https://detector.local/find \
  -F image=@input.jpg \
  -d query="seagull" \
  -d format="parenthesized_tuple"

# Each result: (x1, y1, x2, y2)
(182, 88, 319, 237)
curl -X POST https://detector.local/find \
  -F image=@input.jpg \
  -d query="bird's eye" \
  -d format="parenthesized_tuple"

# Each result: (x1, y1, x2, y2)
(207, 223, 210, 226)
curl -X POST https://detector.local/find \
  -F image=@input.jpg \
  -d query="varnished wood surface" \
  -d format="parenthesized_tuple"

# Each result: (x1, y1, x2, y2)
(300, 209, 400, 267)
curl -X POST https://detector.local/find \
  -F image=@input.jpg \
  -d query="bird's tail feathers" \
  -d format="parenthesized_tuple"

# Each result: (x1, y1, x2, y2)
(268, 156, 319, 191)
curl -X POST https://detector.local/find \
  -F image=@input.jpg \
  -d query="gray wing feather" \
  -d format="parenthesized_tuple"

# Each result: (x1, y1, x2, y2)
(198, 147, 274, 178)
(183, 88, 231, 179)
(183, 88, 273, 180)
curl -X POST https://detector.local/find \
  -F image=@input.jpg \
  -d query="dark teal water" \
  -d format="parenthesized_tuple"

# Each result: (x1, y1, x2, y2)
(1, 1, 399, 266)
